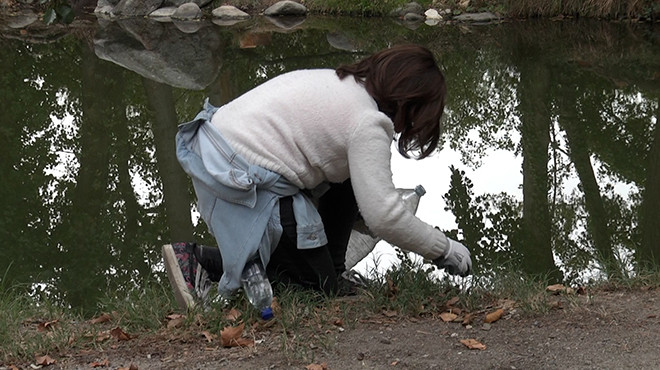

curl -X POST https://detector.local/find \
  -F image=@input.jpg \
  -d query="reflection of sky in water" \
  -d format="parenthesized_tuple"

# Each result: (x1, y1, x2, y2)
(39, 110, 639, 281)
(357, 128, 638, 280)
(37, 91, 645, 289)
(356, 140, 523, 276)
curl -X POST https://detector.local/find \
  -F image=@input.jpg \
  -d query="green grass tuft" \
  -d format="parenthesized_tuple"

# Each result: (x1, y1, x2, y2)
(0, 283, 81, 363)
(2, 259, 659, 365)
(97, 278, 177, 332)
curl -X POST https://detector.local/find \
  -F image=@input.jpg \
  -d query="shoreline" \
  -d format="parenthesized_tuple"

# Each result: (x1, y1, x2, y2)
(1, 0, 659, 26)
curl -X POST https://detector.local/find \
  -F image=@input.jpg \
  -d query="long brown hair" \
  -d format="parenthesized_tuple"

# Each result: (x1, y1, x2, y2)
(336, 44, 446, 159)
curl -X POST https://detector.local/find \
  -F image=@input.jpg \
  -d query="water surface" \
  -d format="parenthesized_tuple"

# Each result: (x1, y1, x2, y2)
(1, 16, 658, 313)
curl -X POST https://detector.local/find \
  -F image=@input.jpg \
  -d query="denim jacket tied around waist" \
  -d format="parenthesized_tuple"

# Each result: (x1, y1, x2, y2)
(175, 99, 327, 296)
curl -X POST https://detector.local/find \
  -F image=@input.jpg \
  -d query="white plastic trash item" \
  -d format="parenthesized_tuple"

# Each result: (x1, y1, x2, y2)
(344, 185, 426, 270)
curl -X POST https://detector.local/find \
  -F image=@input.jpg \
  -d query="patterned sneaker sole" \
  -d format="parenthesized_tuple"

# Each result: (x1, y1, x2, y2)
(162, 244, 195, 310)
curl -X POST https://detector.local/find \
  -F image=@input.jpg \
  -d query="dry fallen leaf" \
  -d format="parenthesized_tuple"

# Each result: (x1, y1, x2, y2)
(333, 318, 344, 327)
(446, 296, 460, 306)
(305, 363, 328, 370)
(460, 338, 486, 350)
(95, 331, 111, 342)
(37, 319, 59, 332)
(386, 277, 398, 297)
(439, 312, 458, 322)
(110, 327, 131, 341)
(201, 330, 216, 343)
(225, 308, 242, 321)
(462, 313, 474, 325)
(167, 316, 185, 329)
(35, 354, 57, 366)
(550, 299, 563, 310)
(546, 284, 566, 294)
(166, 313, 185, 320)
(382, 309, 398, 318)
(271, 297, 281, 315)
(117, 364, 138, 370)
(546, 284, 577, 295)
(90, 359, 110, 367)
(484, 308, 505, 323)
(90, 313, 112, 325)
(498, 299, 517, 310)
(220, 323, 254, 347)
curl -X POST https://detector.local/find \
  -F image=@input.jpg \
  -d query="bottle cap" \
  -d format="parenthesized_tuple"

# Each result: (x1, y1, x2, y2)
(414, 185, 426, 196)
(260, 306, 274, 320)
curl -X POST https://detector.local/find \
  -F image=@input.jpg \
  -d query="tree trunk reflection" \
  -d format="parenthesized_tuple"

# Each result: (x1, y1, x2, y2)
(143, 78, 195, 243)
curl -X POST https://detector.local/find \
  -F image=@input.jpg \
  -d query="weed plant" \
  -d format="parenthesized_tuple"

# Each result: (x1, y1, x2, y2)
(0, 283, 81, 363)
(214, 0, 658, 19)
(98, 278, 177, 332)
(2, 259, 658, 365)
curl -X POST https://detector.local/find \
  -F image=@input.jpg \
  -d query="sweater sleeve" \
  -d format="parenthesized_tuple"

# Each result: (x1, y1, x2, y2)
(347, 112, 449, 260)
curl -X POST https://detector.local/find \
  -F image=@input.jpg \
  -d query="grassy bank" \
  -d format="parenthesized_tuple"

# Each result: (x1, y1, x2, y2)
(218, 0, 659, 19)
(4, 0, 657, 26)
(2, 259, 658, 365)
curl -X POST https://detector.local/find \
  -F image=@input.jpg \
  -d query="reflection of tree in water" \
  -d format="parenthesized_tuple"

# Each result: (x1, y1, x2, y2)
(438, 19, 659, 283)
(1, 35, 177, 313)
(441, 166, 523, 277)
(2, 17, 658, 312)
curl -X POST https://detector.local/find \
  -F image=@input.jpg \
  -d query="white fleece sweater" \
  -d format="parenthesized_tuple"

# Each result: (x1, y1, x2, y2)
(211, 69, 448, 260)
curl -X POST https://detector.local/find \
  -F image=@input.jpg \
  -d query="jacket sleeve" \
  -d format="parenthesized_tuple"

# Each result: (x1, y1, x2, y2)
(346, 112, 449, 260)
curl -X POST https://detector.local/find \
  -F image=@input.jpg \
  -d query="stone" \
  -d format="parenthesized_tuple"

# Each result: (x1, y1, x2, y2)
(6, 9, 38, 28)
(149, 6, 177, 19)
(113, 0, 164, 16)
(389, 2, 423, 18)
(326, 32, 357, 51)
(403, 12, 425, 22)
(171, 2, 202, 20)
(424, 8, 441, 19)
(453, 12, 501, 23)
(173, 20, 202, 33)
(265, 15, 305, 29)
(212, 18, 247, 26)
(94, 0, 116, 15)
(212, 5, 249, 20)
(94, 18, 222, 90)
(163, 0, 212, 7)
(264, 1, 307, 16)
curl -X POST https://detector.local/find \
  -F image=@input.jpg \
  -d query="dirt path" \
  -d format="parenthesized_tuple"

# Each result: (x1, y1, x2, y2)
(35, 288, 658, 370)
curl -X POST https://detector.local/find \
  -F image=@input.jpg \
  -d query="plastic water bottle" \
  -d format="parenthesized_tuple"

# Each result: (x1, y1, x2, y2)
(241, 258, 274, 320)
(401, 185, 426, 214)
(344, 185, 426, 270)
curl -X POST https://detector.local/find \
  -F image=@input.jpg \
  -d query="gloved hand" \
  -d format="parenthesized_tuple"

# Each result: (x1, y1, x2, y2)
(433, 238, 472, 277)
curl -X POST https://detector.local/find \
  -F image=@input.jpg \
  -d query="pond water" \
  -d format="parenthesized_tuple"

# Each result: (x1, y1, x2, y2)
(1, 15, 658, 313)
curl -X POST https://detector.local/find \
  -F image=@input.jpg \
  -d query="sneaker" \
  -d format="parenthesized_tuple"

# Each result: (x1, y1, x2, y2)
(162, 242, 213, 310)
(337, 270, 370, 296)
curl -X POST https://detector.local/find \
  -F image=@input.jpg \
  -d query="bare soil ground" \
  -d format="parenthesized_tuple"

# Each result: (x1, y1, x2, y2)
(13, 287, 657, 370)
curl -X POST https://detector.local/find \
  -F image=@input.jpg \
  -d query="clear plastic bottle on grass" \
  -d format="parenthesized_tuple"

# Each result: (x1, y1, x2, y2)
(241, 257, 274, 320)
(344, 185, 426, 270)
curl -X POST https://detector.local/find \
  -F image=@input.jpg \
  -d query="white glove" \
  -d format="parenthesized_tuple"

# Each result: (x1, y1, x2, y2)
(433, 238, 472, 277)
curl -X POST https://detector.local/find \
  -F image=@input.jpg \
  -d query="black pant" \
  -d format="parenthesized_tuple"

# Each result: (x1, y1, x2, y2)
(267, 180, 359, 295)
(194, 180, 359, 295)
